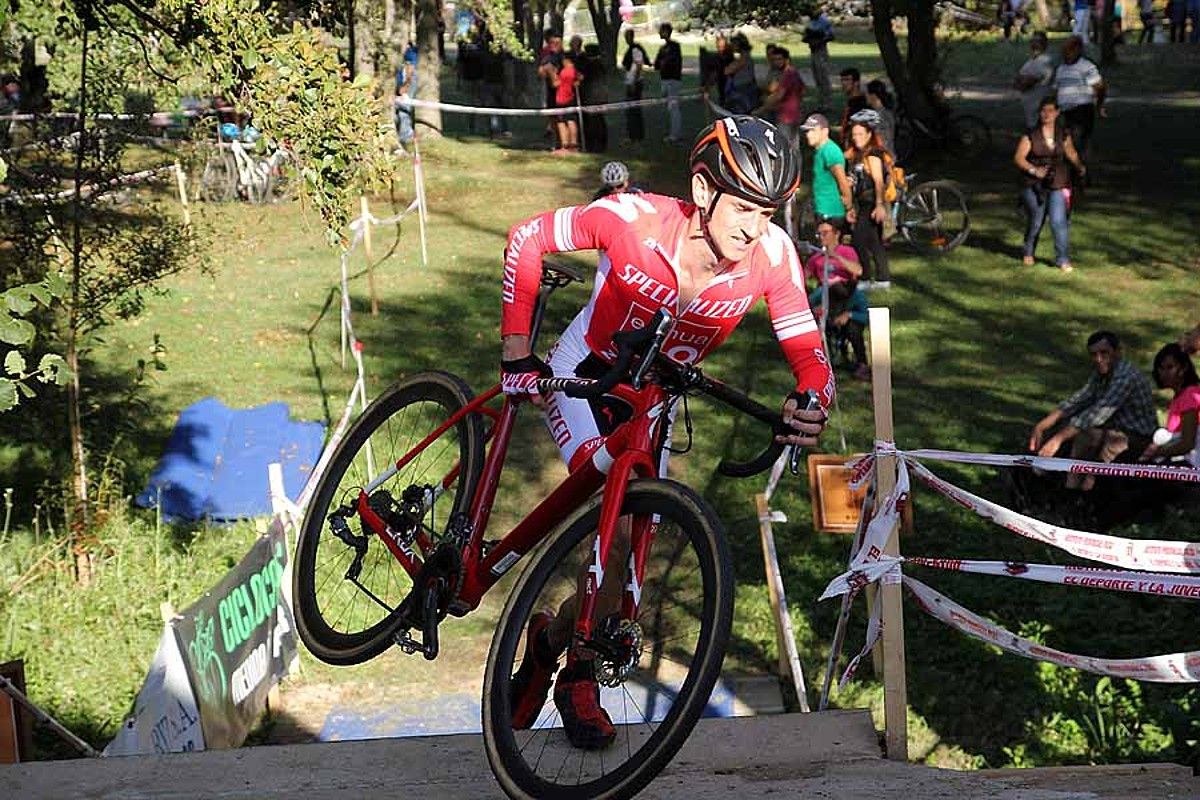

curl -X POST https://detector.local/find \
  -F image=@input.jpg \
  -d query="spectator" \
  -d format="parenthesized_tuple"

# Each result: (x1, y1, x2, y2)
(844, 114, 892, 290)
(804, 220, 869, 380)
(592, 160, 643, 201)
(579, 43, 609, 153)
(699, 33, 734, 108)
(1053, 35, 1106, 169)
(802, 8, 835, 113)
(653, 22, 683, 144)
(1073, 0, 1093, 39)
(568, 34, 584, 63)
(457, 25, 486, 134)
(1000, 0, 1018, 39)
(763, 43, 783, 99)
(538, 32, 565, 146)
(1139, 343, 1200, 467)
(1013, 96, 1086, 270)
(1028, 330, 1157, 490)
(1138, 0, 1157, 43)
(864, 79, 896, 154)
(394, 42, 419, 153)
(802, 113, 852, 228)
(551, 50, 582, 154)
(1189, 0, 1200, 43)
(838, 67, 867, 146)
(480, 32, 510, 139)
(754, 47, 806, 239)
(1181, 324, 1200, 356)
(1168, 0, 1187, 41)
(722, 33, 758, 115)
(621, 27, 648, 143)
(1014, 31, 1055, 130)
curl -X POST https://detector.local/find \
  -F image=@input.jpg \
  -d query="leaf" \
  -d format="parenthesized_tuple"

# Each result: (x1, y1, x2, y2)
(0, 380, 16, 412)
(0, 316, 35, 346)
(16, 380, 34, 399)
(241, 48, 259, 69)
(4, 350, 26, 376)
(5, 289, 35, 315)
(37, 354, 69, 385)
(45, 271, 68, 296)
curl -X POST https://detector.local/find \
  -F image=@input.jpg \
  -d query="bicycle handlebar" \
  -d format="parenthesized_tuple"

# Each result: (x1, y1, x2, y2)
(534, 308, 822, 479)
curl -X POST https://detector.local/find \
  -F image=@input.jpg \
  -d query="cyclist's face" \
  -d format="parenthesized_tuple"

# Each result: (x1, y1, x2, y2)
(710, 193, 776, 260)
(850, 124, 871, 149)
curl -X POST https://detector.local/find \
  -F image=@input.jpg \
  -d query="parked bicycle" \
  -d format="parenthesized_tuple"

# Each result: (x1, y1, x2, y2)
(198, 122, 290, 204)
(292, 262, 809, 800)
(892, 103, 992, 164)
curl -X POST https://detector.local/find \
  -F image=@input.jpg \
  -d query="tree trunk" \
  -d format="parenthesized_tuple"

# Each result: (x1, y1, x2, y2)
(1032, 0, 1053, 27)
(585, 0, 621, 68)
(905, 0, 944, 117)
(869, 0, 941, 124)
(414, 0, 442, 137)
(1100, 0, 1118, 65)
(353, 0, 377, 81)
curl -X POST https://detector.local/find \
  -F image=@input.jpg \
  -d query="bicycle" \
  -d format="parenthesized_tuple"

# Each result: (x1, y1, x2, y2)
(198, 126, 290, 204)
(292, 261, 807, 800)
(892, 103, 992, 165)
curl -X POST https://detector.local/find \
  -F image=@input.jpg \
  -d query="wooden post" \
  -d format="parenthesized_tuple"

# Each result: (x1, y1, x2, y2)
(868, 306, 907, 761)
(173, 160, 190, 226)
(361, 196, 379, 316)
(755, 493, 809, 712)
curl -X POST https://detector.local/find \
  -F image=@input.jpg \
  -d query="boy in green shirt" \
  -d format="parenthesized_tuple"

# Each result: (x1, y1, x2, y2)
(800, 113, 851, 226)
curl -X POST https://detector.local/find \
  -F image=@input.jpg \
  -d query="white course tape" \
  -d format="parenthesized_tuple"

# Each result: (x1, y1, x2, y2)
(396, 91, 702, 117)
(905, 575, 1200, 683)
(1, 165, 174, 205)
(906, 458, 1200, 573)
(905, 447, 1200, 483)
(819, 459, 909, 601)
(906, 557, 1200, 598)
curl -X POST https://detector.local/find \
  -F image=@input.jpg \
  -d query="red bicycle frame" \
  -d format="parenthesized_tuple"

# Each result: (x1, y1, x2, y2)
(357, 376, 673, 647)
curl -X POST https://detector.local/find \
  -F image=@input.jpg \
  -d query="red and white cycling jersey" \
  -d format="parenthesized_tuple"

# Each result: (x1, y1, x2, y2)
(503, 192, 835, 407)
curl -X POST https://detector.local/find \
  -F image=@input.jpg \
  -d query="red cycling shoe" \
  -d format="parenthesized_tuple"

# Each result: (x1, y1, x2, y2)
(509, 612, 559, 729)
(553, 661, 616, 749)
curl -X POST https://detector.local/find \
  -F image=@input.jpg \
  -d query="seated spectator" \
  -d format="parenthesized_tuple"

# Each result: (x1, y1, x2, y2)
(1139, 343, 1200, 467)
(803, 219, 869, 381)
(1028, 331, 1157, 490)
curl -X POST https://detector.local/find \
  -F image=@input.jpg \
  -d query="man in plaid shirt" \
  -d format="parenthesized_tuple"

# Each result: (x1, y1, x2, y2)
(1028, 331, 1156, 491)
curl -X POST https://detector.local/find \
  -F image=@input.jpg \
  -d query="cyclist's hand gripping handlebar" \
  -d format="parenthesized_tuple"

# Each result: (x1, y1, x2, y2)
(538, 309, 674, 400)
(715, 388, 822, 478)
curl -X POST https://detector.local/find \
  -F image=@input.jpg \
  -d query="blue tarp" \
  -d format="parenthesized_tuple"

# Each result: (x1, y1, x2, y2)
(136, 397, 325, 522)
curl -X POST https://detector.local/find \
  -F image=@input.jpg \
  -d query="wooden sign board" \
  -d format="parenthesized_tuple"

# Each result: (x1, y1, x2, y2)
(807, 454, 913, 534)
(0, 660, 32, 764)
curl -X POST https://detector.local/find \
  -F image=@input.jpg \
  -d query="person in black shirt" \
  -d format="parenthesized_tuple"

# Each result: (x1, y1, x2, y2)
(621, 28, 649, 143)
(839, 67, 867, 146)
(653, 23, 683, 143)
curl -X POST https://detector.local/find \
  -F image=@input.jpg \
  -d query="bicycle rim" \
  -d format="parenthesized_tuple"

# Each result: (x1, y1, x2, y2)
(483, 480, 733, 800)
(294, 371, 485, 665)
(900, 181, 970, 253)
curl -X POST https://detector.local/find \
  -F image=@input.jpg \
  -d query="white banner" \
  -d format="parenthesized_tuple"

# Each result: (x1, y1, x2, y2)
(103, 623, 205, 756)
(905, 557, 1200, 598)
(906, 458, 1200, 573)
(904, 448, 1200, 483)
(904, 576, 1200, 683)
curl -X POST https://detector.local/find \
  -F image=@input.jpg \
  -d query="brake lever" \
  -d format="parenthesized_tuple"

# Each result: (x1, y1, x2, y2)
(788, 389, 823, 476)
(630, 310, 674, 390)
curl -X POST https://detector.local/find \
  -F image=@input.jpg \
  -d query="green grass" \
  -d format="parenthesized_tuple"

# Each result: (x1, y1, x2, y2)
(2, 34, 1199, 768)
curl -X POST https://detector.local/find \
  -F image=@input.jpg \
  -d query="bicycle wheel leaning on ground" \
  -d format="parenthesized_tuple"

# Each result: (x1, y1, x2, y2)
(483, 479, 734, 800)
(198, 150, 236, 202)
(899, 180, 971, 254)
(294, 371, 486, 666)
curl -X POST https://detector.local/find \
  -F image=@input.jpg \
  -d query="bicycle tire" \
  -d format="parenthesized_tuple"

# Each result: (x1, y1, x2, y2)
(899, 180, 971, 254)
(294, 371, 486, 666)
(198, 150, 236, 203)
(947, 114, 992, 158)
(483, 479, 733, 800)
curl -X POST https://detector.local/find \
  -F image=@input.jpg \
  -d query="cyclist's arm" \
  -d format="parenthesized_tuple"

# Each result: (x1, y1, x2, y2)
(763, 236, 837, 409)
(502, 198, 644, 347)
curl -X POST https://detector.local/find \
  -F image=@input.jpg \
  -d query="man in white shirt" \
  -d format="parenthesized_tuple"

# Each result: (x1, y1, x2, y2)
(1014, 32, 1055, 130)
(1053, 35, 1106, 164)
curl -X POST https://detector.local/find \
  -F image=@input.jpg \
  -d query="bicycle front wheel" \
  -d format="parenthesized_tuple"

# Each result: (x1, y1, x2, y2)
(899, 180, 971, 254)
(294, 371, 486, 665)
(198, 151, 236, 202)
(483, 479, 733, 800)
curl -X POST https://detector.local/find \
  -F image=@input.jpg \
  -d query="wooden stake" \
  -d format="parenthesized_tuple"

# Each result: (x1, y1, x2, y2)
(173, 160, 190, 226)
(361, 196, 379, 316)
(756, 493, 809, 712)
(868, 306, 907, 761)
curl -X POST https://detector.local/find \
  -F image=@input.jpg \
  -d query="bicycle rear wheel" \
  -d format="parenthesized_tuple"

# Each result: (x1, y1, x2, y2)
(293, 371, 486, 665)
(947, 114, 992, 158)
(899, 180, 970, 254)
(198, 150, 236, 202)
(483, 479, 733, 800)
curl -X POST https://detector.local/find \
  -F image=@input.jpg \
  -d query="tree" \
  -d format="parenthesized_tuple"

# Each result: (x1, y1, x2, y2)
(583, 0, 621, 67)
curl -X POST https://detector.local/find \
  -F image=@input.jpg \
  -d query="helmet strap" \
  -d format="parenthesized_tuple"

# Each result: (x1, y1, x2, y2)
(698, 188, 728, 263)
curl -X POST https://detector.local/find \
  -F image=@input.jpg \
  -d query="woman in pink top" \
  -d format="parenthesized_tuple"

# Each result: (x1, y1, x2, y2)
(1140, 343, 1200, 467)
(551, 54, 581, 154)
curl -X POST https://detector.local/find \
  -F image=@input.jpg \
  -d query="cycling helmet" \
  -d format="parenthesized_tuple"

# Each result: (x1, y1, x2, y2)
(689, 116, 800, 207)
(600, 160, 630, 188)
(848, 109, 882, 130)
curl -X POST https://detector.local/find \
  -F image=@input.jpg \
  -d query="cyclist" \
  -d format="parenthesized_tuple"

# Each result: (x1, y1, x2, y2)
(499, 115, 833, 749)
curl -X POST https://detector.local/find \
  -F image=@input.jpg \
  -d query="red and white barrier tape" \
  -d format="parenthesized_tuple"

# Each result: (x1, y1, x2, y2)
(820, 458, 909, 601)
(396, 91, 702, 117)
(904, 447, 1200, 483)
(906, 458, 1200, 573)
(905, 575, 1200, 683)
(906, 556, 1200, 598)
